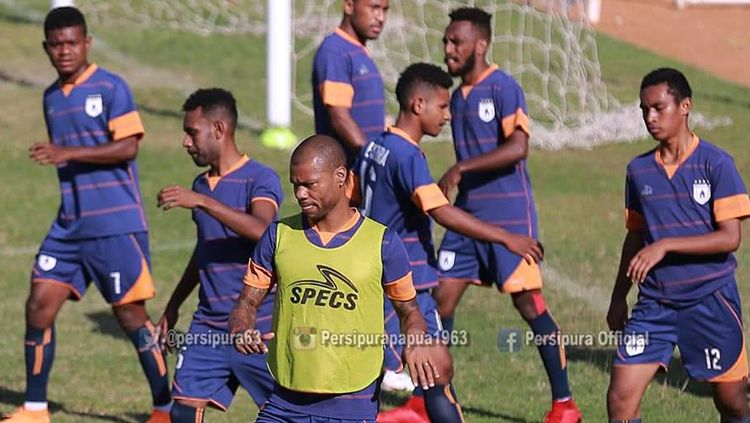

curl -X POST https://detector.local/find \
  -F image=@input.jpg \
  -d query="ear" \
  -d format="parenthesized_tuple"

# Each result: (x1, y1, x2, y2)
(411, 96, 425, 116)
(335, 166, 348, 187)
(84, 35, 92, 52)
(476, 38, 489, 57)
(679, 97, 692, 116)
(343, 0, 355, 16)
(212, 119, 226, 141)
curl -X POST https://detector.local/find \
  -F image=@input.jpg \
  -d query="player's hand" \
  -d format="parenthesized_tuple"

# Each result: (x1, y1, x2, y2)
(504, 233, 544, 264)
(233, 329, 275, 355)
(157, 185, 203, 210)
(29, 142, 69, 165)
(606, 297, 629, 331)
(626, 241, 666, 284)
(402, 341, 439, 390)
(156, 307, 179, 353)
(438, 164, 462, 198)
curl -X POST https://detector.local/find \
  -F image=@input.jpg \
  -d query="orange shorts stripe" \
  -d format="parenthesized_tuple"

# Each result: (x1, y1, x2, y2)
(500, 260, 543, 294)
(113, 257, 156, 305)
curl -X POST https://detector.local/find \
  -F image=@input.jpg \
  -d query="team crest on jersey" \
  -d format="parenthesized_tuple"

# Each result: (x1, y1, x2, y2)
(85, 94, 103, 118)
(37, 254, 57, 272)
(478, 98, 495, 123)
(692, 179, 711, 205)
(438, 250, 456, 271)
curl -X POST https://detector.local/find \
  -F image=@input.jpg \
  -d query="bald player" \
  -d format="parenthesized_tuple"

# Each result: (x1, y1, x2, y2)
(229, 135, 443, 422)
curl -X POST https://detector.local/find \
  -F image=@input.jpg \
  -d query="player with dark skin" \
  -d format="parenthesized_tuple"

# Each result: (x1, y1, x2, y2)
(326, 0, 388, 152)
(606, 74, 750, 423)
(229, 135, 446, 392)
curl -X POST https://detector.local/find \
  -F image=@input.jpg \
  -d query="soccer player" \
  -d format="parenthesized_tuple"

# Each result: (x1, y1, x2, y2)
(4, 7, 170, 423)
(359, 62, 543, 423)
(229, 135, 443, 422)
(606, 68, 750, 423)
(155, 88, 283, 422)
(312, 0, 388, 166)
(434, 8, 581, 422)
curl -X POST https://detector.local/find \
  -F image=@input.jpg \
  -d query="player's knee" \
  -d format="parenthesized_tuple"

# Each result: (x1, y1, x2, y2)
(511, 290, 543, 321)
(714, 392, 750, 420)
(434, 346, 454, 382)
(607, 383, 634, 416)
(25, 294, 55, 328)
(113, 301, 149, 332)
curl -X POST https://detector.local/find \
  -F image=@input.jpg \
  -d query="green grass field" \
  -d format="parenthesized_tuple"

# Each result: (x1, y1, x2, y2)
(2, 3, 750, 422)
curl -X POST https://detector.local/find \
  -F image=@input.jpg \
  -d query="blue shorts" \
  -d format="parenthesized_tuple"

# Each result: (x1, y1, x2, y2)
(438, 229, 543, 293)
(383, 290, 442, 371)
(256, 400, 375, 423)
(614, 282, 748, 382)
(31, 232, 155, 305)
(172, 321, 274, 409)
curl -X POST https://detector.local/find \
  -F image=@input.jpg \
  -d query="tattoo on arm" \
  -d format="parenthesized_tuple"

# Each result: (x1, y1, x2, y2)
(392, 297, 428, 335)
(229, 286, 268, 333)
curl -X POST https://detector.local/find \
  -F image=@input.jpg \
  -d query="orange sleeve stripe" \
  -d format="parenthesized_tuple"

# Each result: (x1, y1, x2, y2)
(320, 81, 354, 108)
(714, 194, 750, 222)
(412, 184, 449, 212)
(244, 260, 273, 289)
(109, 110, 145, 141)
(385, 271, 417, 301)
(625, 209, 646, 231)
(250, 197, 279, 211)
(501, 107, 531, 139)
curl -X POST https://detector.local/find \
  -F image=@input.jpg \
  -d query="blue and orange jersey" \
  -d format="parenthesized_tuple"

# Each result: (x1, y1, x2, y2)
(450, 65, 538, 237)
(312, 28, 386, 155)
(625, 135, 750, 302)
(43, 64, 148, 239)
(356, 126, 450, 290)
(243, 210, 414, 418)
(191, 156, 283, 329)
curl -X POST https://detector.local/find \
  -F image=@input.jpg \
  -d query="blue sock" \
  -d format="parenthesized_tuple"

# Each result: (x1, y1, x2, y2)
(24, 326, 55, 402)
(127, 325, 171, 407)
(424, 384, 464, 422)
(528, 311, 571, 400)
(441, 316, 454, 335)
(171, 402, 204, 423)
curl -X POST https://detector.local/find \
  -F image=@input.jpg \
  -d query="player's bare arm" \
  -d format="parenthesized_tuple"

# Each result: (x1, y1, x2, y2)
(328, 105, 368, 151)
(438, 128, 528, 197)
(606, 230, 644, 331)
(30, 134, 140, 165)
(157, 185, 276, 242)
(430, 204, 543, 263)
(627, 218, 741, 285)
(391, 297, 440, 390)
(157, 247, 200, 351)
(229, 285, 274, 355)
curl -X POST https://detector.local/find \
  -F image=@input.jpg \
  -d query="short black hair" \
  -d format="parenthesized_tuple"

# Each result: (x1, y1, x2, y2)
(395, 63, 453, 110)
(182, 88, 239, 130)
(640, 67, 692, 102)
(44, 7, 87, 36)
(449, 7, 492, 40)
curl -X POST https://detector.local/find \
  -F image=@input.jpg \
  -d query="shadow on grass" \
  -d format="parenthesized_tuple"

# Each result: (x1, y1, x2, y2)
(85, 311, 129, 341)
(566, 346, 718, 398)
(380, 390, 530, 422)
(0, 386, 149, 422)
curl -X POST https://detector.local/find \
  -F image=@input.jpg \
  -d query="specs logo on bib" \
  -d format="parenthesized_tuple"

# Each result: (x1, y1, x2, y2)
(289, 265, 359, 310)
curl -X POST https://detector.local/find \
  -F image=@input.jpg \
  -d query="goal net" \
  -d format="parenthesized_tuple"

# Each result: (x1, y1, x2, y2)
(5, 0, 722, 149)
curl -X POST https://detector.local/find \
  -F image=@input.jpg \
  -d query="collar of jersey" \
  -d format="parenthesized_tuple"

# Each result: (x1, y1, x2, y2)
(334, 27, 369, 53)
(461, 64, 498, 98)
(205, 154, 250, 191)
(387, 126, 420, 147)
(654, 133, 699, 179)
(60, 63, 98, 97)
(308, 209, 362, 247)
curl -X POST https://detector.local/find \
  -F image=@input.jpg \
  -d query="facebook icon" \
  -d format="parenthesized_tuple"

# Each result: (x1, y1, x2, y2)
(498, 328, 523, 353)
